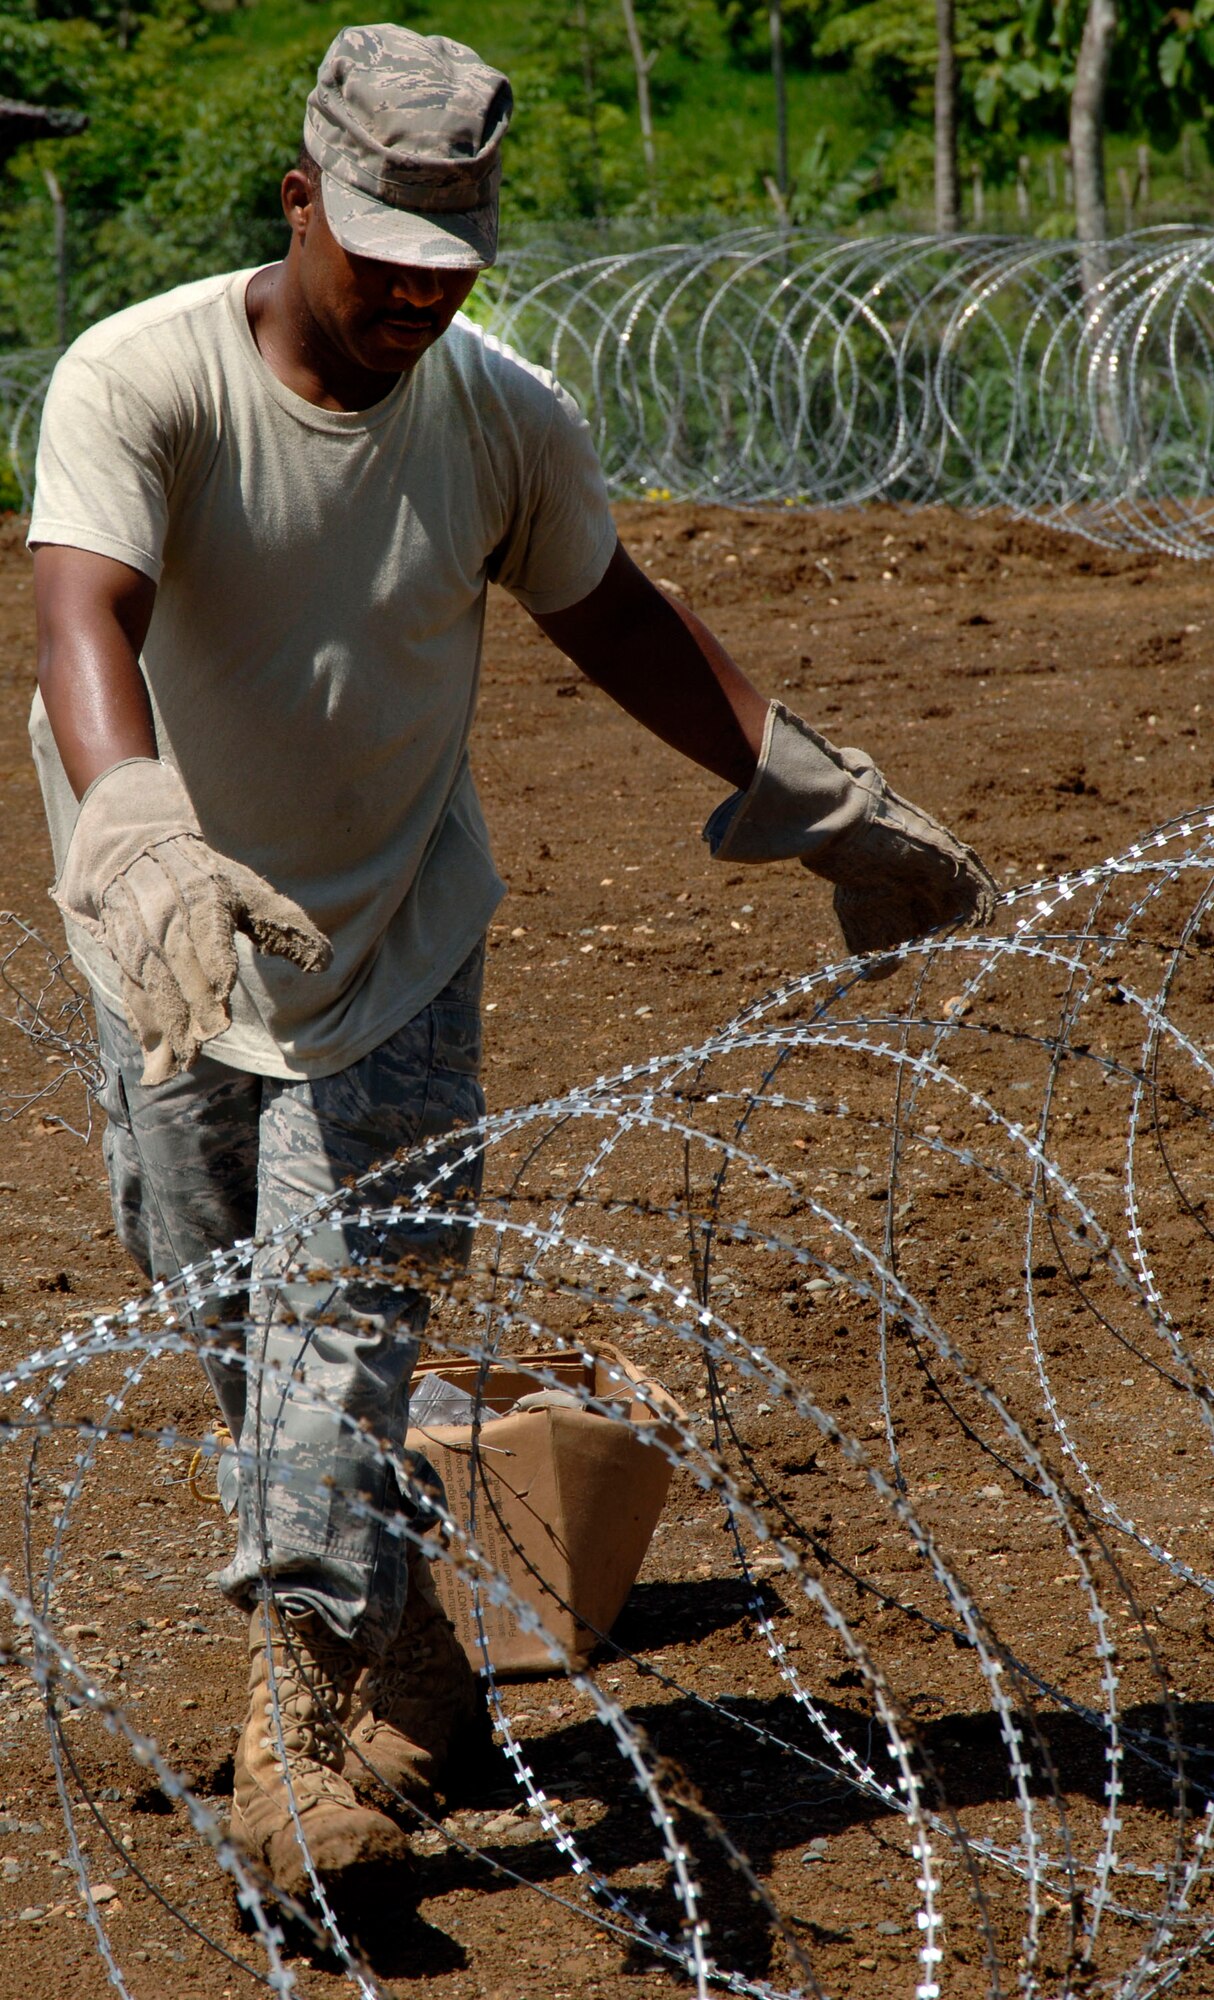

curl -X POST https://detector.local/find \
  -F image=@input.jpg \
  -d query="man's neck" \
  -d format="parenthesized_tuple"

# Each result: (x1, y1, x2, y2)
(245, 262, 405, 414)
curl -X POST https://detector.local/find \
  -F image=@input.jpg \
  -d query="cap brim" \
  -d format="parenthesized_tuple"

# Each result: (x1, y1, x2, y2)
(320, 168, 496, 269)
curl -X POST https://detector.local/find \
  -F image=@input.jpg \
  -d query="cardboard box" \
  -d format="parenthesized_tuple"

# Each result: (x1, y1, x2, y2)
(404, 1346, 683, 1676)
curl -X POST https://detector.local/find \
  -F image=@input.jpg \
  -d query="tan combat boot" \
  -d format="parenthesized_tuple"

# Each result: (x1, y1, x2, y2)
(348, 1541, 492, 1811)
(231, 1603, 412, 1901)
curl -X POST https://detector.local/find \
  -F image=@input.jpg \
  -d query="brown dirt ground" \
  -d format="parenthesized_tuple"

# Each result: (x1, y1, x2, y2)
(1, 501, 1214, 1998)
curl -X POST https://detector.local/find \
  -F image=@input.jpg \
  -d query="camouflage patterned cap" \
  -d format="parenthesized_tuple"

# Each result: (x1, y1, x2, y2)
(303, 24, 513, 269)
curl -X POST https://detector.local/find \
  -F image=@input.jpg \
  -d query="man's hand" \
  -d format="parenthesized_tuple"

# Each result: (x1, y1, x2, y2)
(705, 704, 997, 974)
(55, 759, 332, 1085)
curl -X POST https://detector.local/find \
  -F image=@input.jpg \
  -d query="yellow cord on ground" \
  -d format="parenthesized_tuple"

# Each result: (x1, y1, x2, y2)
(187, 1424, 232, 1506)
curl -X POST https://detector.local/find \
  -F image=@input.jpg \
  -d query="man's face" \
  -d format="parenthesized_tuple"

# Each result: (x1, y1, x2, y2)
(285, 171, 479, 376)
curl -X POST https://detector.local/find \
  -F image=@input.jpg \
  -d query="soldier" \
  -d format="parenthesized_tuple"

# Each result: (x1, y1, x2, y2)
(29, 23, 994, 1905)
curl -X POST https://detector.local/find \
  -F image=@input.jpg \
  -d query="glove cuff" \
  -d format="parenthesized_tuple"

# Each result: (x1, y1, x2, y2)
(702, 701, 874, 870)
(52, 758, 200, 928)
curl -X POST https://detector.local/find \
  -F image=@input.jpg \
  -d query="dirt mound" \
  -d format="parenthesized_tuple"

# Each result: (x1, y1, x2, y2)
(2, 503, 1213, 1998)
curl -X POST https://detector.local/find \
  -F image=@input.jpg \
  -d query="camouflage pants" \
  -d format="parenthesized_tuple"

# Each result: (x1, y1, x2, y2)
(93, 942, 485, 1656)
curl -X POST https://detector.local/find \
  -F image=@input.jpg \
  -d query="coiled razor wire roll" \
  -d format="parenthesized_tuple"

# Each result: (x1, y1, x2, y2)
(0, 343, 57, 511)
(477, 226, 1214, 553)
(8, 229, 1214, 553)
(5, 805, 1214, 1993)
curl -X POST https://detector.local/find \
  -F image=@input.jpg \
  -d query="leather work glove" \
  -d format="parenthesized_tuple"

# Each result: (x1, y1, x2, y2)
(53, 758, 332, 1085)
(703, 701, 997, 977)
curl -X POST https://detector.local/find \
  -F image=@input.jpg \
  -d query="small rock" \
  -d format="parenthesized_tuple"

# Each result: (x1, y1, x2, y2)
(17, 1907, 43, 1922)
(978, 1483, 1005, 1501)
(942, 994, 971, 1020)
(91, 1884, 119, 1904)
(480, 1809, 526, 1840)
(876, 1919, 904, 1935)
(800, 1838, 829, 1864)
(63, 1624, 99, 1642)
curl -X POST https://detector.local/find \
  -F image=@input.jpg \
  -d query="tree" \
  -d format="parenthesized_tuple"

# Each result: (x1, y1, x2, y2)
(974, 0, 1214, 163)
(769, 0, 789, 199)
(934, 0, 958, 231)
(710, 0, 834, 70)
(619, 0, 658, 194)
(1071, 0, 1115, 266)
(507, 0, 706, 218)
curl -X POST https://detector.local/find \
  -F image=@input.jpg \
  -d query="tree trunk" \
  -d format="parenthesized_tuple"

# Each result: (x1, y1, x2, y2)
(934, 0, 959, 233)
(41, 166, 68, 348)
(1071, 0, 1120, 447)
(769, 0, 788, 201)
(619, 0, 657, 200)
(573, 0, 603, 217)
(1071, 0, 1116, 279)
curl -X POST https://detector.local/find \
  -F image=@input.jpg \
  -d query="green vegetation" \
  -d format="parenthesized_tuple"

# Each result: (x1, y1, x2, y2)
(1, 0, 1214, 350)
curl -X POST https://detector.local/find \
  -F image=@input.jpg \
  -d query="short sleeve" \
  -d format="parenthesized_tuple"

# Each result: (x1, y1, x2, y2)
(28, 348, 175, 582)
(490, 381, 617, 616)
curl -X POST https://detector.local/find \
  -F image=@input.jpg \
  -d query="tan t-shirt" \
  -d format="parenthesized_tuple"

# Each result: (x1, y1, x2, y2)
(28, 269, 617, 1077)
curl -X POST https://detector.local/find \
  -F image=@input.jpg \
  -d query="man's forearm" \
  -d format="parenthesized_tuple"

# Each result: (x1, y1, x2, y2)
(33, 546, 158, 799)
(534, 542, 767, 790)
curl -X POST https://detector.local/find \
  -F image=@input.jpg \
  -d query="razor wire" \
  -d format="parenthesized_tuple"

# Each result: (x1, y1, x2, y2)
(476, 225, 1214, 554)
(5, 809, 1214, 1994)
(0, 913, 102, 1139)
(10, 229, 1214, 552)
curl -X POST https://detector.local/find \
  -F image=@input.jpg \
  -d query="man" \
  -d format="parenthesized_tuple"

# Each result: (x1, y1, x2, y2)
(29, 23, 994, 1907)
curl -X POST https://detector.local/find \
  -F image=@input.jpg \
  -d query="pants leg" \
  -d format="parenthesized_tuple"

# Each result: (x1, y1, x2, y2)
(92, 944, 485, 1657)
(214, 943, 486, 1655)
(93, 999, 261, 1440)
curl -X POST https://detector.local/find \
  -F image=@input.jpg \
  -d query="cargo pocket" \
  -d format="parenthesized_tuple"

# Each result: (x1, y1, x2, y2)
(96, 1055, 133, 1136)
(92, 998, 137, 1134)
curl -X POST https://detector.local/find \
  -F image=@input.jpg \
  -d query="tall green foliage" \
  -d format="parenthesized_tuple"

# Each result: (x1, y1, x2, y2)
(505, 0, 709, 217)
(709, 0, 833, 69)
(816, 2, 1024, 121)
(3, 0, 1214, 353)
(0, 0, 336, 339)
(975, 0, 1214, 155)
(807, 0, 1214, 161)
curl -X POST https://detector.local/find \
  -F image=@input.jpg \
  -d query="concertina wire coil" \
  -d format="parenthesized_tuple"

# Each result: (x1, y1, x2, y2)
(4, 226, 1214, 552)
